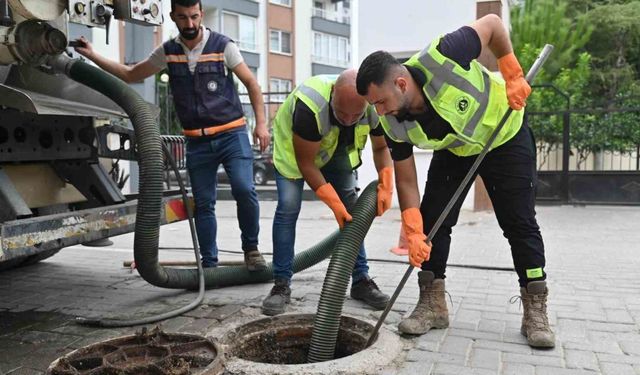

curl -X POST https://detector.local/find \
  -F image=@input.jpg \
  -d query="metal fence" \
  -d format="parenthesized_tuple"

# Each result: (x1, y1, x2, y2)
(527, 87, 640, 204)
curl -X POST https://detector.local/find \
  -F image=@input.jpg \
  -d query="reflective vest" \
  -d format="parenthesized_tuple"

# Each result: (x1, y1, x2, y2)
(164, 30, 245, 132)
(380, 36, 523, 156)
(273, 75, 380, 179)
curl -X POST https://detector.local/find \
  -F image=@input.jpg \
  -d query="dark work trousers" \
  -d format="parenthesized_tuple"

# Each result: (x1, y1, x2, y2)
(420, 122, 545, 287)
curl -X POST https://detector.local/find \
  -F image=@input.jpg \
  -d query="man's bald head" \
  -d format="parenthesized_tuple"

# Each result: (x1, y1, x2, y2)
(332, 68, 367, 126)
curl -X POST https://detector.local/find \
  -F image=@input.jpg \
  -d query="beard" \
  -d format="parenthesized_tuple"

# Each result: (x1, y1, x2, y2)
(179, 26, 200, 40)
(393, 99, 414, 122)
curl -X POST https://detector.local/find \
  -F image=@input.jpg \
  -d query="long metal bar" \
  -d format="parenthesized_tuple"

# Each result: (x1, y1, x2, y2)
(366, 44, 555, 348)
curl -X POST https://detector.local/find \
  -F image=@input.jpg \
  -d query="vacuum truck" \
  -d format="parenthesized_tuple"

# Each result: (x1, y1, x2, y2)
(0, 0, 188, 270)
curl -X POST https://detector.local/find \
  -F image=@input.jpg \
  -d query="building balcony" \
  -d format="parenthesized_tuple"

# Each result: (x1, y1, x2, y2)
(312, 55, 350, 69)
(312, 7, 350, 25)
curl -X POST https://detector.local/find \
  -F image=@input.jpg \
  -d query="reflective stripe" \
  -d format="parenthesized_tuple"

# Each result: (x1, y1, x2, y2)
(418, 48, 491, 138)
(385, 116, 415, 142)
(182, 117, 246, 137)
(297, 84, 331, 135)
(297, 84, 327, 109)
(166, 54, 188, 63)
(445, 139, 466, 149)
(317, 149, 331, 163)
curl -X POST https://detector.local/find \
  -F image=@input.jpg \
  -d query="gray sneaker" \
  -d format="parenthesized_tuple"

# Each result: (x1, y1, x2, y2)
(244, 249, 267, 271)
(262, 278, 291, 316)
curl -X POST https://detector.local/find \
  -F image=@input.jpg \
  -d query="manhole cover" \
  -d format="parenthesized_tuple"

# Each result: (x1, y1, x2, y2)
(47, 328, 222, 375)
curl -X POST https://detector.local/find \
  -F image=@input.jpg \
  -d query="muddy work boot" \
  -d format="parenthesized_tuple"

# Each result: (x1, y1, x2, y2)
(261, 278, 291, 316)
(350, 277, 390, 310)
(243, 248, 267, 271)
(398, 271, 449, 335)
(520, 280, 555, 348)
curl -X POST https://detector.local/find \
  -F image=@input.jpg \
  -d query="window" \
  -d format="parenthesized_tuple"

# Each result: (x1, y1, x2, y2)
(269, 78, 292, 103)
(313, 1, 324, 17)
(222, 12, 257, 52)
(270, 29, 291, 54)
(312, 32, 350, 67)
(269, 0, 291, 6)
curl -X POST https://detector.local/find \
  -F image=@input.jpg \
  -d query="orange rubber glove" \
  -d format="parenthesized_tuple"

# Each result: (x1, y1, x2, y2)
(401, 207, 432, 268)
(377, 167, 393, 216)
(497, 52, 531, 111)
(316, 183, 352, 229)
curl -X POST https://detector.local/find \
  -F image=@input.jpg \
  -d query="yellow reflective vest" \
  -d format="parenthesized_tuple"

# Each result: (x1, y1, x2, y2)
(380, 36, 523, 157)
(273, 75, 380, 179)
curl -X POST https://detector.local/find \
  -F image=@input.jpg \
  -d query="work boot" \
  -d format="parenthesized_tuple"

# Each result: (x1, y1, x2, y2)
(350, 277, 390, 310)
(398, 271, 449, 335)
(519, 281, 555, 348)
(243, 247, 267, 271)
(261, 278, 291, 316)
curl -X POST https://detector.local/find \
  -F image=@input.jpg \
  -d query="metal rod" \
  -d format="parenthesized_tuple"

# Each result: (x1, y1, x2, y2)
(365, 44, 555, 348)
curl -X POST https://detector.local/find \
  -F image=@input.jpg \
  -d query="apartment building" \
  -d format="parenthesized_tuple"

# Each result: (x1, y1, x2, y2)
(155, 0, 354, 125)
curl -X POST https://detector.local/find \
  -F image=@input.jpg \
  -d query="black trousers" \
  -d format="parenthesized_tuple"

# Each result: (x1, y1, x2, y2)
(420, 123, 546, 287)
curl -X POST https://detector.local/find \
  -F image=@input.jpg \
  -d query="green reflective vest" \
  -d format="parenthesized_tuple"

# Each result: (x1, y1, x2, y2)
(380, 36, 524, 157)
(273, 75, 380, 179)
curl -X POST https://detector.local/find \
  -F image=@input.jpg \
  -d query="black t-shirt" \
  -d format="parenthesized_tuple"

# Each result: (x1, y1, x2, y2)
(292, 96, 384, 171)
(386, 25, 482, 161)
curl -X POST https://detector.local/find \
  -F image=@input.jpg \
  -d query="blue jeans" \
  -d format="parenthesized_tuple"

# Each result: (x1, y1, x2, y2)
(186, 128, 259, 267)
(272, 168, 369, 283)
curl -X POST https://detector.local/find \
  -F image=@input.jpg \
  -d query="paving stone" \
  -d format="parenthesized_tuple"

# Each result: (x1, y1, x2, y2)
(431, 363, 496, 375)
(209, 304, 244, 321)
(405, 349, 465, 365)
(503, 352, 563, 367)
(502, 362, 535, 375)
(395, 361, 435, 375)
(473, 339, 532, 355)
(469, 348, 500, 370)
(564, 349, 598, 371)
(439, 335, 472, 356)
(477, 319, 505, 334)
(533, 366, 598, 375)
(596, 353, 640, 365)
(620, 340, 640, 356)
(599, 362, 637, 375)
(447, 327, 501, 341)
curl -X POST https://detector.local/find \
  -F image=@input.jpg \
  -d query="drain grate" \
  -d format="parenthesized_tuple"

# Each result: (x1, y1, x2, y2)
(47, 328, 222, 375)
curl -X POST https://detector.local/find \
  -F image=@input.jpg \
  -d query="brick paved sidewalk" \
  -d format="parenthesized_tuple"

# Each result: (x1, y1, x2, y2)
(1, 202, 639, 374)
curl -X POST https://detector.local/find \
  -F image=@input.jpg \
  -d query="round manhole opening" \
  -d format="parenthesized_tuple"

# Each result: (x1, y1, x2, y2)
(222, 314, 375, 364)
(47, 328, 223, 375)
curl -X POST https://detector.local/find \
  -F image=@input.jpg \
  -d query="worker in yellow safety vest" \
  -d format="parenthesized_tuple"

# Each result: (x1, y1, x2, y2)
(356, 14, 554, 348)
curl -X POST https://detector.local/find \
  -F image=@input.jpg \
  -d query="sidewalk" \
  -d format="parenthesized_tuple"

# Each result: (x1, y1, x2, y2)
(1, 200, 639, 374)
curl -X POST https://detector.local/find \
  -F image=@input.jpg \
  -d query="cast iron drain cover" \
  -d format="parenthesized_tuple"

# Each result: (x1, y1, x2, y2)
(47, 327, 222, 375)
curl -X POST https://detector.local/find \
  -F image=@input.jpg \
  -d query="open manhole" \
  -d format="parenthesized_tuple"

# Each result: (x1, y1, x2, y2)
(219, 313, 402, 375)
(47, 328, 223, 375)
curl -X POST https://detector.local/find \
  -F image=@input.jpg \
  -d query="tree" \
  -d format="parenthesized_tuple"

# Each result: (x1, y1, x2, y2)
(510, 0, 593, 79)
(510, 0, 593, 167)
(583, 1, 640, 102)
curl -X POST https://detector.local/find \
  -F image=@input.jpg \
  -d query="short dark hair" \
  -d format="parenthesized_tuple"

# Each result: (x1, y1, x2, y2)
(356, 51, 401, 96)
(171, 0, 201, 12)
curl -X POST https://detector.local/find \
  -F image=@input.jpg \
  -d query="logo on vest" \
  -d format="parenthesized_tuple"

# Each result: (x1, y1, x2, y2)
(207, 80, 218, 92)
(456, 96, 470, 114)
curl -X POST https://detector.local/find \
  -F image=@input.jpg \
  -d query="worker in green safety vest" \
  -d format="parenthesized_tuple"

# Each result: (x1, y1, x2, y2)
(261, 69, 393, 316)
(356, 15, 554, 348)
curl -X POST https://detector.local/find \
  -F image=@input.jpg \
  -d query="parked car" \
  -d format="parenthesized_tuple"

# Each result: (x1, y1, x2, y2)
(217, 150, 275, 185)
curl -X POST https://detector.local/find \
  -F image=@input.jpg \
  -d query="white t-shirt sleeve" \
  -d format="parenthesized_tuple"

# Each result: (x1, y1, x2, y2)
(224, 42, 244, 70)
(148, 44, 168, 70)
